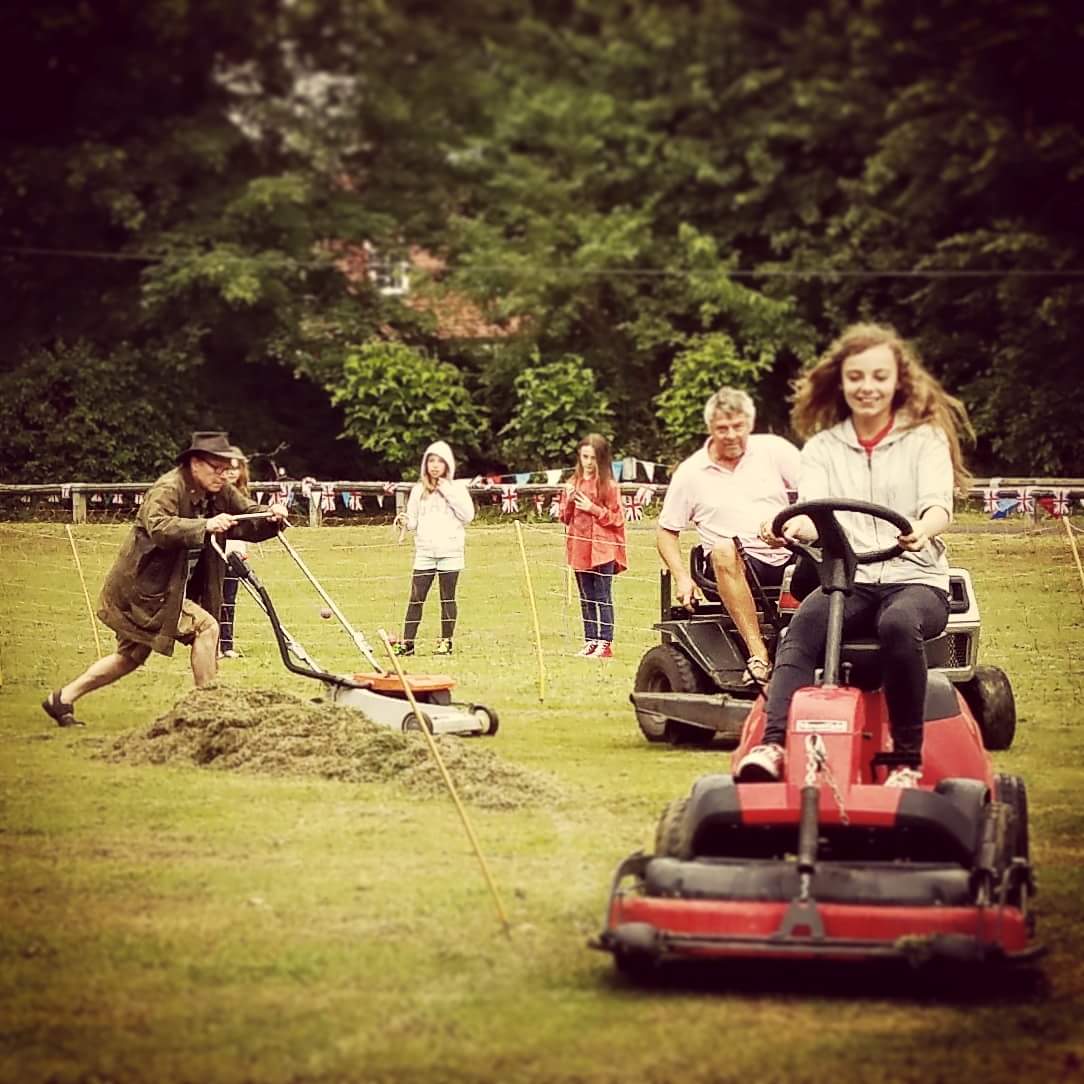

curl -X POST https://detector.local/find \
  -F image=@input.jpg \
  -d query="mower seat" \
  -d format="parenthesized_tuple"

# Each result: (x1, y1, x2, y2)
(690, 545, 782, 609)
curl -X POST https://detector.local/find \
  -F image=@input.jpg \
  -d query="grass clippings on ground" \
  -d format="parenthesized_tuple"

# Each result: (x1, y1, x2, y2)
(104, 683, 563, 809)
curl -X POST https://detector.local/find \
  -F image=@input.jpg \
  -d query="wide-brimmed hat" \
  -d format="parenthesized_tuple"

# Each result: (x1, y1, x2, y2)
(176, 431, 247, 464)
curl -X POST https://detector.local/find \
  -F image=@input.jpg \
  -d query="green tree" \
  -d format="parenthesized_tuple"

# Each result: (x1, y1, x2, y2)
(331, 342, 487, 476)
(0, 341, 203, 482)
(498, 356, 614, 468)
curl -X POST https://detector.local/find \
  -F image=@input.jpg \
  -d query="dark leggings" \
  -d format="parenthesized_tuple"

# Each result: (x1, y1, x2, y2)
(575, 561, 617, 643)
(763, 583, 950, 762)
(220, 573, 240, 652)
(403, 569, 460, 641)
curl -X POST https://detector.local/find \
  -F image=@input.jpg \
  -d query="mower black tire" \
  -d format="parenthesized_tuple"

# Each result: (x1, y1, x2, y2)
(995, 773, 1030, 861)
(959, 664, 1016, 750)
(469, 703, 500, 737)
(654, 797, 695, 860)
(634, 645, 713, 746)
(402, 710, 434, 734)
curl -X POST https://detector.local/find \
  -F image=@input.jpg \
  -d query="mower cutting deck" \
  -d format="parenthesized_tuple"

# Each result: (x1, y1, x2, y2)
(595, 498, 1040, 976)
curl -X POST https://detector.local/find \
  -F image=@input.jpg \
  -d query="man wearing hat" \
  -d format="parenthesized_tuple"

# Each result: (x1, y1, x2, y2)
(42, 432, 290, 727)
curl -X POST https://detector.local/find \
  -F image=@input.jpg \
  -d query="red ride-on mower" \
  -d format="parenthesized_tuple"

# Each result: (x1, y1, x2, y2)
(594, 498, 1040, 977)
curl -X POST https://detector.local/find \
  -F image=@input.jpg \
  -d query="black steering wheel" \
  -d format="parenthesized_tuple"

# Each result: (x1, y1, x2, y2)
(771, 498, 914, 594)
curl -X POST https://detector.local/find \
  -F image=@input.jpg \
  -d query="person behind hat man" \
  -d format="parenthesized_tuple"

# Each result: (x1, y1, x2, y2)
(41, 432, 290, 727)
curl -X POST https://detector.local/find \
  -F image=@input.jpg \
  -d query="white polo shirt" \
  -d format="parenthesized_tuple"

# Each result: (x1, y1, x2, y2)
(658, 434, 800, 566)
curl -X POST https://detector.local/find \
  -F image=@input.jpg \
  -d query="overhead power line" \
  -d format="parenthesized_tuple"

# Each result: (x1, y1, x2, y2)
(2, 245, 1084, 278)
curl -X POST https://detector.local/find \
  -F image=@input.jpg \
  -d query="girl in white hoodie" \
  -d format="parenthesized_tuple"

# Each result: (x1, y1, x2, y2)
(739, 323, 973, 788)
(394, 441, 475, 656)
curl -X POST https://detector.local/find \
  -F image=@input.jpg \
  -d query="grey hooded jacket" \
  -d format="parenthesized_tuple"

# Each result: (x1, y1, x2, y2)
(798, 416, 954, 591)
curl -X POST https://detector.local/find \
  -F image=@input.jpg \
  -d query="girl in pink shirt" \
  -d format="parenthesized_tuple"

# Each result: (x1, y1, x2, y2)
(559, 433, 628, 659)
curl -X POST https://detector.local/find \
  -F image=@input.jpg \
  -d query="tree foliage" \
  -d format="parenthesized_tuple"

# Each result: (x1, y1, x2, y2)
(498, 356, 614, 469)
(0, 341, 203, 482)
(1, 0, 1082, 479)
(332, 342, 487, 477)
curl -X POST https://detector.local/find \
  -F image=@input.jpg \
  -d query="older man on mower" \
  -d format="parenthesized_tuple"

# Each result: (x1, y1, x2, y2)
(41, 432, 290, 728)
(656, 387, 800, 686)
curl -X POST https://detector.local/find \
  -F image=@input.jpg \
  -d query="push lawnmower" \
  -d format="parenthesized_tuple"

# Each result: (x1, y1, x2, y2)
(595, 498, 1039, 975)
(631, 524, 1015, 750)
(211, 530, 498, 737)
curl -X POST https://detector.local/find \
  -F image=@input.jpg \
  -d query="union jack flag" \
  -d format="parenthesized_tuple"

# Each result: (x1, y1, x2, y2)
(623, 493, 643, 521)
(533, 494, 546, 515)
(321, 483, 336, 512)
(500, 485, 519, 514)
(1017, 488, 1035, 515)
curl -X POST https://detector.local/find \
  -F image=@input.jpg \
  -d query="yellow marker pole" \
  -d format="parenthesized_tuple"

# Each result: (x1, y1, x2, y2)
(1064, 516, 1084, 598)
(66, 525, 103, 659)
(377, 629, 511, 937)
(514, 520, 546, 702)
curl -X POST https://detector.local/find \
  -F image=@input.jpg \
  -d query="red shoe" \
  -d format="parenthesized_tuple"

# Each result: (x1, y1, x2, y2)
(593, 642, 613, 660)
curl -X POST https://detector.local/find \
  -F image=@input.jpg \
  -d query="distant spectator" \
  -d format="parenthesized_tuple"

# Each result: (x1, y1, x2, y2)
(393, 440, 475, 657)
(218, 456, 252, 659)
(560, 433, 627, 660)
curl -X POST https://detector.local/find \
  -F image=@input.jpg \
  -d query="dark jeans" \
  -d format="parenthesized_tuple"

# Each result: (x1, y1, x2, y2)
(220, 573, 240, 652)
(763, 583, 950, 762)
(575, 561, 617, 643)
(404, 570, 460, 641)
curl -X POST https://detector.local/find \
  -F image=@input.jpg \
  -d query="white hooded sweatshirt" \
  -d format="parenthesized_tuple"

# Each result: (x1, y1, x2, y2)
(405, 440, 476, 566)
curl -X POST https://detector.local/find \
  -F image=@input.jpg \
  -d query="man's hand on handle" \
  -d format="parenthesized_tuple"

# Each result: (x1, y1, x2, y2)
(673, 572, 699, 611)
(206, 512, 237, 535)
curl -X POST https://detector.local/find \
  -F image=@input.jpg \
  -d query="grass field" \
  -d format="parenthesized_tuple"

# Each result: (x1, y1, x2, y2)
(1, 519, 1083, 1084)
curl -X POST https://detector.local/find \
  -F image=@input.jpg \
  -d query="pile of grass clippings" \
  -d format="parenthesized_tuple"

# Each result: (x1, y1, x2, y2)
(104, 684, 561, 809)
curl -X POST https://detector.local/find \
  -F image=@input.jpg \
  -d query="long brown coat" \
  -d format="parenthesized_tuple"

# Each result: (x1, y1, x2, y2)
(97, 465, 283, 657)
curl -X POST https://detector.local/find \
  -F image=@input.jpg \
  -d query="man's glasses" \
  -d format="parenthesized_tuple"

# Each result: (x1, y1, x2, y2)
(197, 457, 235, 476)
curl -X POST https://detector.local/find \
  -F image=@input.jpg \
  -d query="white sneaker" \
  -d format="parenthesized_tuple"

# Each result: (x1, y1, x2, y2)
(575, 640, 599, 657)
(884, 765, 923, 789)
(736, 743, 785, 782)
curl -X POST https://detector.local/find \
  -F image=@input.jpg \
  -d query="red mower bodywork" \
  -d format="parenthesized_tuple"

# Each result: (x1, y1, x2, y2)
(595, 498, 1040, 975)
